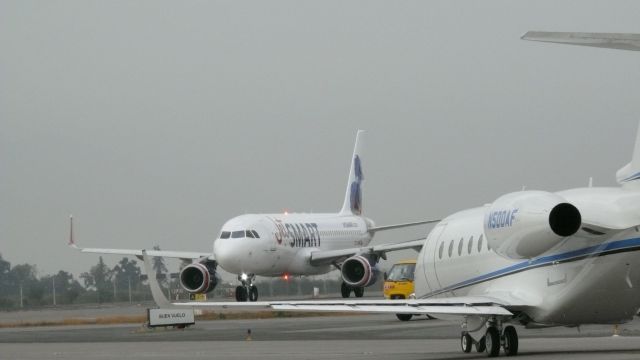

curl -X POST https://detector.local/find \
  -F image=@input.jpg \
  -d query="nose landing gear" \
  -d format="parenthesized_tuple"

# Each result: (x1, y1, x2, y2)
(340, 281, 365, 298)
(235, 273, 258, 302)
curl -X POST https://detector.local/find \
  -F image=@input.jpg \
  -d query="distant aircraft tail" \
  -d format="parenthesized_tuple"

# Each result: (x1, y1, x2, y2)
(339, 130, 366, 216)
(617, 123, 640, 187)
(521, 31, 640, 52)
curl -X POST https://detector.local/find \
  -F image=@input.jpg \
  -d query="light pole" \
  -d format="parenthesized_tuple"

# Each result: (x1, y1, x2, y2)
(52, 277, 56, 306)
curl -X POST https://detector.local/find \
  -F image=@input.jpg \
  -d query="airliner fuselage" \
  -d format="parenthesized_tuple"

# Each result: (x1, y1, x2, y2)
(213, 213, 373, 276)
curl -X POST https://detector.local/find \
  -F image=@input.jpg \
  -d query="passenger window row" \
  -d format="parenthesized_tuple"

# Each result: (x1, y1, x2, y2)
(319, 230, 360, 236)
(438, 234, 487, 260)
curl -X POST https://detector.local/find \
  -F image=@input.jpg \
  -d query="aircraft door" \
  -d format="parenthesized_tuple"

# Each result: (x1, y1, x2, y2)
(422, 223, 447, 292)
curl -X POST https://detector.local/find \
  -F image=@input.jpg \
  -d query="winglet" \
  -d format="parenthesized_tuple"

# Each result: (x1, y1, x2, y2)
(68, 215, 80, 249)
(142, 250, 173, 308)
(616, 122, 640, 187)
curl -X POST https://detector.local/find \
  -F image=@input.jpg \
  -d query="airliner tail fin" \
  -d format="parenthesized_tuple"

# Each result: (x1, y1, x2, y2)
(339, 130, 366, 216)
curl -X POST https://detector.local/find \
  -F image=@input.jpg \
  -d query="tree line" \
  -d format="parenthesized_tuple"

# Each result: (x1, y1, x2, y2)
(0, 250, 379, 310)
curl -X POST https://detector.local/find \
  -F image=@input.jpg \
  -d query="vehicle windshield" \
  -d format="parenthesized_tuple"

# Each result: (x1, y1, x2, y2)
(386, 263, 415, 282)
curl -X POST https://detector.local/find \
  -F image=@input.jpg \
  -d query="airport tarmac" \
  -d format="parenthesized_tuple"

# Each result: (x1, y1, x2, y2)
(3, 314, 640, 359)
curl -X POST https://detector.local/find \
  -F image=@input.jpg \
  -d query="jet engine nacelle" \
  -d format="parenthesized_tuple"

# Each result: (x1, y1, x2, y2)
(341, 255, 380, 287)
(179, 261, 220, 294)
(484, 191, 581, 259)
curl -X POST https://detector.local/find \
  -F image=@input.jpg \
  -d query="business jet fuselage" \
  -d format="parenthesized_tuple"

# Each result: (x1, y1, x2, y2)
(415, 187, 640, 327)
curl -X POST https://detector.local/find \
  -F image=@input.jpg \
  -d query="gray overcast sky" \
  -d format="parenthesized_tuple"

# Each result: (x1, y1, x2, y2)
(2, 1, 640, 280)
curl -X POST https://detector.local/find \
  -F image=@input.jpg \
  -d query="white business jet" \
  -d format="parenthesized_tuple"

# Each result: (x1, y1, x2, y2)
(141, 37, 640, 356)
(70, 131, 436, 302)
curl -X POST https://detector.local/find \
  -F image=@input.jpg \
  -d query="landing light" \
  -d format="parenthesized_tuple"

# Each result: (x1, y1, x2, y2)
(282, 274, 289, 281)
(241, 273, 248, 281)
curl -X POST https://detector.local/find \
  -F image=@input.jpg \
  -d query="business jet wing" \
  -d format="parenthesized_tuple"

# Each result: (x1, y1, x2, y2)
(142, 251, 514, 315)
(67, 216, 212, 261)
(309, 238, 425, 266)
(521, 31, 640, 51)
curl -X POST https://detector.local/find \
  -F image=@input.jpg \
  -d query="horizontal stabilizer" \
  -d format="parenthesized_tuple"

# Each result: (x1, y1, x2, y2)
(522, 31, 640, 51)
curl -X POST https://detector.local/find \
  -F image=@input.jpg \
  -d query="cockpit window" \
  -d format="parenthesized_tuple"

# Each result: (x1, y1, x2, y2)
(220, 231, 231, 239)
(246, 230, 255, 238)
(251, 230, 260, 238)
(231, 230, 245, 238)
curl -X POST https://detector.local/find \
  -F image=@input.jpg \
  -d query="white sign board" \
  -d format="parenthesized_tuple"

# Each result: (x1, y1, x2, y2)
(148, 308, 195, 327)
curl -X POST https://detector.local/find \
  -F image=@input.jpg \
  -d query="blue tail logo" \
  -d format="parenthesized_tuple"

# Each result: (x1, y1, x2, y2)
(350, 155, 364, 215)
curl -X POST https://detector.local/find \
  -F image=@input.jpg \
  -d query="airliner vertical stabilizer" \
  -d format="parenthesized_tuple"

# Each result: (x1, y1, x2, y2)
(339, 130, 366, 216)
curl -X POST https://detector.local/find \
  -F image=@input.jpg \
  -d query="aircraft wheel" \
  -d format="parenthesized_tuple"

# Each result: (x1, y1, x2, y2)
(475, 336, 486, 352)
(235, 286, 248, 302)
(353, 287, 364, 298)
(340, 282, 351, 298)
(249, 286, 259, 302)
(460, 332, 473, 353)
(396, 314, 413, 321)
(503, 325, 518, 356)
(485, 327, 500, 357)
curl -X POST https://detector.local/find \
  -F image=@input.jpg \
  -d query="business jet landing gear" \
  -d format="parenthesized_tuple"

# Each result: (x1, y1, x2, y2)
(340, 281, 365, 298)
(461, 317, 518, 357)
(502, 326, 519, 356)
(235, 273, 258, 302)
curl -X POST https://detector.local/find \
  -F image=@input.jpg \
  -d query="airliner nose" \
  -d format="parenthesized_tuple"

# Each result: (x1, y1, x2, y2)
(213, 239, 242, 273)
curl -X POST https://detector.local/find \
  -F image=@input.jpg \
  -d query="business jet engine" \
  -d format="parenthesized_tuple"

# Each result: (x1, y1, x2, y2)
(179, 260, 221, 294)
(341, 254, 380, 287)
(484, 191, 581, 259)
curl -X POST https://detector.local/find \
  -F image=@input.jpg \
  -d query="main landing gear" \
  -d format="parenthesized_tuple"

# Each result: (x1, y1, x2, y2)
(235, 273, 258, 302)
(340, 281, 364, 298)
(460, 318, 519, 357)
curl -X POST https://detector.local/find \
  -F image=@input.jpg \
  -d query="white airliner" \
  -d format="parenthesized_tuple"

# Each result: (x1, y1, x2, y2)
(70, 130, 436, 302)
(140, 39, 640, 357)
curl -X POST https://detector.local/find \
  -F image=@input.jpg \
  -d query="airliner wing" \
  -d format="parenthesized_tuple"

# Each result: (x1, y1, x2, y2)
(67, 216, 212, 261)
(70, 244, 212, 261)
(368, 219, 440, 233)
(522, 31, 640, 51)
(309, 239, 425, 266)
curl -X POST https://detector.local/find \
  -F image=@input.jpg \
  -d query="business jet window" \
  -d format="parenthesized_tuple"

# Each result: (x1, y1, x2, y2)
(246, 230, 255, 238)
(448, 240, 454, 257)
(231, 230, 245, 238)
(220, 231, 231, 239)
(458, 237, 463, 256)
(251, 230, 260, 238)
(468, 236, 474, 254)
(477, 235, 483, 252)
(438, 242, 444, 259)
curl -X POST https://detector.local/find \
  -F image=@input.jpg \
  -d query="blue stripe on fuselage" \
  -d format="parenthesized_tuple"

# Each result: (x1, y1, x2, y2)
(422, 236, 640, 298)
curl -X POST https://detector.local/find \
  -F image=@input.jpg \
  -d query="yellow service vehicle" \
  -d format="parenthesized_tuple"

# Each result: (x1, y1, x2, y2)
(383, 259, 417, 321)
